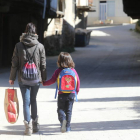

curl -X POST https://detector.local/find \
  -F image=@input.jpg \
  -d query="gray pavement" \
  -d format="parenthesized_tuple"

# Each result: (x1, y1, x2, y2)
(1, 24, 140, 140)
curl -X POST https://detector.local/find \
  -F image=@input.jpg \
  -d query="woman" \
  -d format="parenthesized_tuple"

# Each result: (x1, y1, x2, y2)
(9, 23, 47, 136)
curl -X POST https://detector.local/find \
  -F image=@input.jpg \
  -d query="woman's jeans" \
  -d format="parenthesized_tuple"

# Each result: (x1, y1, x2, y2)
(19, 83, 40, 122)
(57, 93, 75, 127)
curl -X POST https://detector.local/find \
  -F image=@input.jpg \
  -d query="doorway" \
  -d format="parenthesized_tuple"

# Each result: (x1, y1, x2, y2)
(99, 1, 107, 23)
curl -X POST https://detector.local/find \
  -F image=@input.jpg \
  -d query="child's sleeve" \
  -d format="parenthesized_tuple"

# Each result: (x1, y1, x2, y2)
(74, 69, 80, 94)
(76, 73, 80, 94)
(43, 69, 59, 86)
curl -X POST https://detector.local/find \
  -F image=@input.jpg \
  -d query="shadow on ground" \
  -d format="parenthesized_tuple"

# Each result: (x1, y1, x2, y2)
(1, 119, 140, 135)
(46, 96, 140, 103)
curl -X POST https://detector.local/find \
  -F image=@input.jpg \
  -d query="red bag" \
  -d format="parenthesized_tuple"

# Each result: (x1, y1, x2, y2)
(4, 89, 19, 124)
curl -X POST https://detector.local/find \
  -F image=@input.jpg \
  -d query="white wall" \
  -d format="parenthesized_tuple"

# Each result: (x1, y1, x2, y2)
(88, 0, 99, 23)
(76, 0, 88, 6)
(64, 0, 75, 27)
(87, 0, 134, 26)
(107, 0, 130, 24)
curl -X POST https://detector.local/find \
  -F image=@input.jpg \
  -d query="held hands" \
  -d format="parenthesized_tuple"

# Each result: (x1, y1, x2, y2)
(41, 81, 45, 86)
(9, 80, 14, 85)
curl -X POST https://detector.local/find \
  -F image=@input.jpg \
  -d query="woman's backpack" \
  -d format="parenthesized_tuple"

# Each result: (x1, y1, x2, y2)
(21, 44, 39, 86)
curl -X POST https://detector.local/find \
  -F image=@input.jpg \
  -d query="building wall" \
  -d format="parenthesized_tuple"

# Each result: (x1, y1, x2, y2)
(87, 0, 135, 26)
(44, 0, 75, 54)
(75, 11, 88, 29)
(88, 0, 100, 25)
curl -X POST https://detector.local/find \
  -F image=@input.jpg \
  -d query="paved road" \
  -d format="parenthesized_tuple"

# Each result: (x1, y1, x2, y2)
(1, 24, 140, 140)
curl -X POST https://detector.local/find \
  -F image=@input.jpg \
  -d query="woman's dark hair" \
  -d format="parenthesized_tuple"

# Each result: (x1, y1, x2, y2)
(25, 23, 37, 34)
(57, 52, 75, 68)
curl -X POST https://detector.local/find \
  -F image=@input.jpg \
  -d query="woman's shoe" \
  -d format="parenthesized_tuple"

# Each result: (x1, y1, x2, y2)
(32, 116, 39, 133)
(24, 120, 32, 136)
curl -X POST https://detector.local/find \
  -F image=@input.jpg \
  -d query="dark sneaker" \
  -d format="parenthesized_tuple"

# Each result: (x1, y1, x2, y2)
(61, 120, 67, 133)
(32, 116, 39, 133)
(66, 127, 71, 132)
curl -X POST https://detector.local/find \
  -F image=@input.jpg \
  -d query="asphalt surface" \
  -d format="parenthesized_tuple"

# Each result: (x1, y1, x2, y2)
(1, 24, 140, 140)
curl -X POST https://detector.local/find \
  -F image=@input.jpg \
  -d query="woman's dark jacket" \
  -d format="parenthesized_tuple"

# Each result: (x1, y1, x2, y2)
(9, 33, 47, 82)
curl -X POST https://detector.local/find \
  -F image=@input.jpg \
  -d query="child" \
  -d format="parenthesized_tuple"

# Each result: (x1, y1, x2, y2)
(43, 52, 80, 133)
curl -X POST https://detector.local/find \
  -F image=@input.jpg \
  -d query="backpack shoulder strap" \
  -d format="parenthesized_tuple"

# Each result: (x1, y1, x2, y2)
(30, 45, 38, 60)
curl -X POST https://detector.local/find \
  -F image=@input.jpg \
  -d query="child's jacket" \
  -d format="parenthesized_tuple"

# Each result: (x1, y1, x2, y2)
(43, 68, 80, 94)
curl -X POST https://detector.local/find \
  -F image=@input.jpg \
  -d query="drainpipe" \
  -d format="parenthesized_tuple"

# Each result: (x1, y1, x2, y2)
(43, 0, 47, 19)
(39, 0, 47, 43)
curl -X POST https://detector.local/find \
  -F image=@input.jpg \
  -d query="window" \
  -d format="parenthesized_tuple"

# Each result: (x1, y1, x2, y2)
(58, 0, 63, 12)
(99, 1, 107, 21)
(107, 0, 115, 17)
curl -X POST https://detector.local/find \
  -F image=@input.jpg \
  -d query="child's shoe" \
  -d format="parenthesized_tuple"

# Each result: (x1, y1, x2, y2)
(66, 127, 71, 132)
(61, 120, 67, 133)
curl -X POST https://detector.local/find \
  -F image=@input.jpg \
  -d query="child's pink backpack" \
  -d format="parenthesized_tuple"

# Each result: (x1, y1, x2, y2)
(55, 68, 78, 101)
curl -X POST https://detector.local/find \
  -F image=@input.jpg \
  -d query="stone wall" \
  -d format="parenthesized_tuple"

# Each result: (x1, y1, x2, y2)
(135, 20, 140, 32)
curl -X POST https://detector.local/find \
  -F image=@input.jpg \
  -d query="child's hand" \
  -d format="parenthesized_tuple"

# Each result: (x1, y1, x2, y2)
(42, 81, 46, 86)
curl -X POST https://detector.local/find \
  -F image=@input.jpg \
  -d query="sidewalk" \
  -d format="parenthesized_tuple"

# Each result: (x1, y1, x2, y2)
(1, 24, 140, 140)
(1, 86, 140, 140)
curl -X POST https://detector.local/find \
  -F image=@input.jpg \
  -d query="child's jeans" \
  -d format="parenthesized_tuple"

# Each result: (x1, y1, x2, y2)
(57, 93, 75, 127)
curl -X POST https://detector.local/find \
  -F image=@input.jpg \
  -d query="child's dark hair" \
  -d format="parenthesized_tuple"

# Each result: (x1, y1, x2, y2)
(25, 23, 37, 34)
(57, 52, 75, 68)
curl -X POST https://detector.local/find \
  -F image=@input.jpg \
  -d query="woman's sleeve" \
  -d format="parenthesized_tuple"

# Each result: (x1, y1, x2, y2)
(40, 45, 47, 81)
(9, 45, 19, 81)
